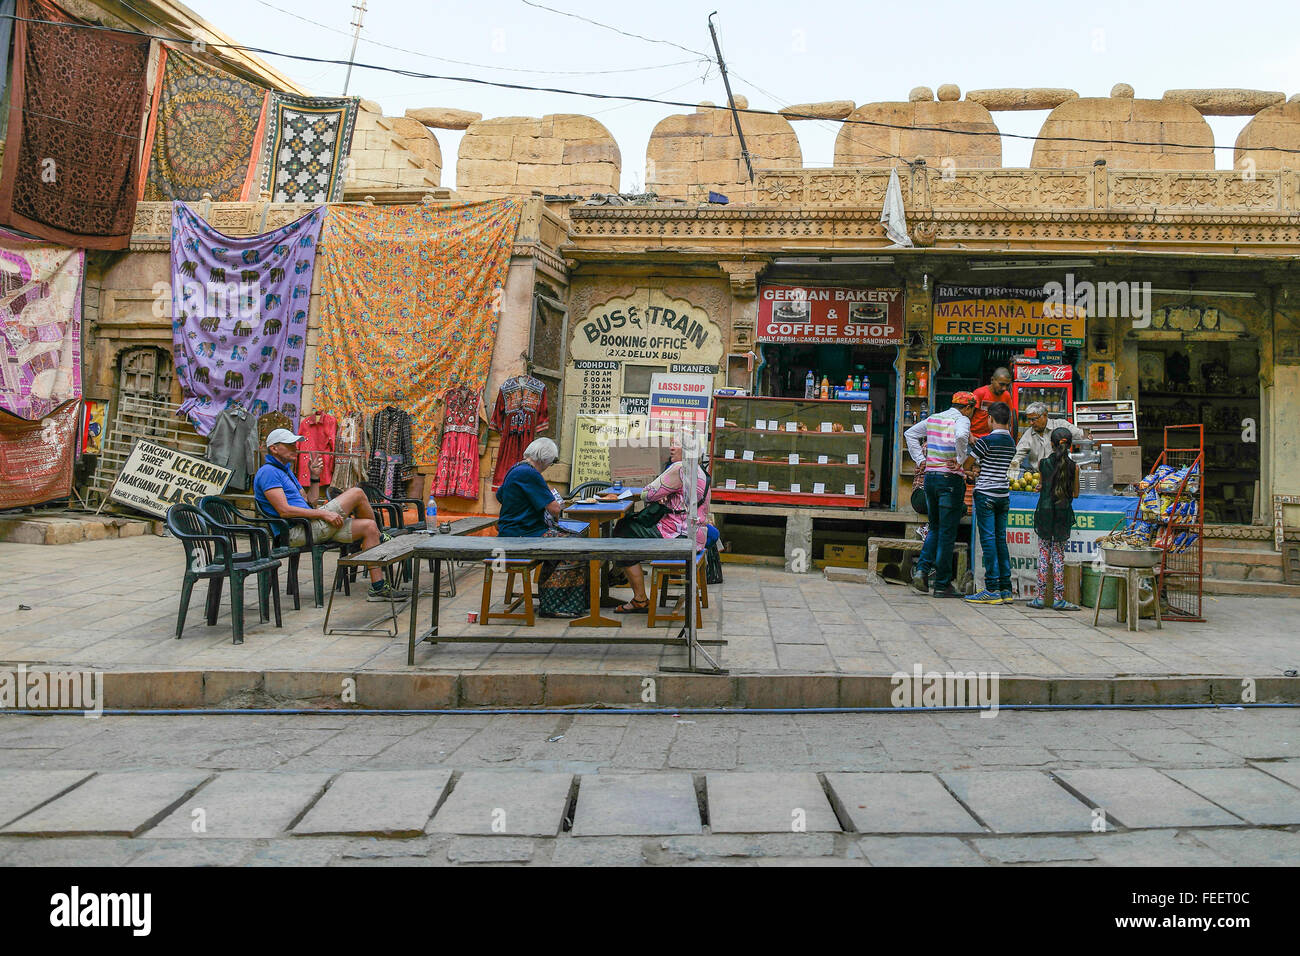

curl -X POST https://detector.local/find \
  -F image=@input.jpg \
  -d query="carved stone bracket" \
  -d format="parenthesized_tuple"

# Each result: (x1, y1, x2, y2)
(717, 259, 770, 298)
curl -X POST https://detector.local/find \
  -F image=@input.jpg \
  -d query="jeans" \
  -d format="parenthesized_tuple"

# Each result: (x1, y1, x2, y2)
(973, 491, 1011, 593)
(917, 472, 964, 591)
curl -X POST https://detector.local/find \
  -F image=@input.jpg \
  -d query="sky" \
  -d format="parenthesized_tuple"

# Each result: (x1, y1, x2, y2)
(186, 0, 1300, 191)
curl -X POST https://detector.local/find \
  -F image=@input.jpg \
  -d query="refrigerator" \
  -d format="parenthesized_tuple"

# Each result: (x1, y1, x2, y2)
(1011, 364, 1074, 431)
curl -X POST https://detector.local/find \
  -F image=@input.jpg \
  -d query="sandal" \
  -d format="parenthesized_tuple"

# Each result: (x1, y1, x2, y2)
(613, 599, 650, 614)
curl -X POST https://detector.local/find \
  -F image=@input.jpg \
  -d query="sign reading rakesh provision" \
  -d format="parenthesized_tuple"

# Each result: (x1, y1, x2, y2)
(108, 439, 232, 518)
(934, 285, 1086, 345)
(758, 285, 903, 345)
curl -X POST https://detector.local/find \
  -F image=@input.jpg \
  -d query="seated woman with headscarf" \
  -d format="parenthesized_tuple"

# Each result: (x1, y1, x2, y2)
(610, 441, 711, 614)
(495, 437, 587, 618)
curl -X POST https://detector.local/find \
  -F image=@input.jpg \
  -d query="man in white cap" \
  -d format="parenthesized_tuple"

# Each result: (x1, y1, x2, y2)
(253, 428, 399, 601)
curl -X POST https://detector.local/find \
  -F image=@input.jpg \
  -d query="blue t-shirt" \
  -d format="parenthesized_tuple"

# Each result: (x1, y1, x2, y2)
(495, 462, 555, 538)
(253, 455, 308, 532)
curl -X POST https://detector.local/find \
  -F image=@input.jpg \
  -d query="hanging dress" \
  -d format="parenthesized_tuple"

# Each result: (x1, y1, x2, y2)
(432, 385, 482, 499)
(490, 376, 548, 490)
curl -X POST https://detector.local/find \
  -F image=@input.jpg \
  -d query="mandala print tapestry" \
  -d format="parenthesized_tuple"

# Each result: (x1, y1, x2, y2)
(0, 227, 85, 420)
(142, 48, 269, 203)
(0, 0, 151, 250)
(313, 200, 521, 464)
(260, 94, 359, 203)
(170, 202, 324, 436)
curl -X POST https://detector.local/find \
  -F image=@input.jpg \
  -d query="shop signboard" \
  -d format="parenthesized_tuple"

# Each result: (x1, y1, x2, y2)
(570, 414, 636, 487)
(107, 438, 231, 518)
(648, 372, 712, 445)
(757, 285, 903, 346)
(1015, 364, 1073, 383)
(934, 285, 1086, 345)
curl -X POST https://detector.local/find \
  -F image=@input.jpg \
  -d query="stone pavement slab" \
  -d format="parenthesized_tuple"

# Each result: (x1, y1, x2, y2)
(571, 773, 701, 836)
(446, 836, 536, 864)
(825, 772, 984, 833)
(147, 771, 331, 838)
(428, 771, 571, 836)
(1188, 828, 1300, 866)
(1163, 767, 1300, 825)
(0, 770, 94, 829)
(294, 770, 452, 836)
(856, 835, 987, 866)
(704, 772, 840, 833)
(1055, 767, 1242, 829)
(2, 770, 210, 836)
(972, 835, 1096, 863)
(1252, 759, 1300, 791)
(939, 771, 1092, 833)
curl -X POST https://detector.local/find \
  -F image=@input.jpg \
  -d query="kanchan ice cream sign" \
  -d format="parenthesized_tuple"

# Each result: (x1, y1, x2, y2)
(757, 285, 903, 346)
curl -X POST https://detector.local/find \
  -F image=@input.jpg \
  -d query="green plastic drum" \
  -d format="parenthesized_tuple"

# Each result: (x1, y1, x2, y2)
(1081, 567, 1120, 609)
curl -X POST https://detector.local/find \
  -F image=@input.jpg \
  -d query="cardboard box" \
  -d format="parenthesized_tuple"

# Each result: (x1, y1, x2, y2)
(1110, 444, 1143, 484)
(825, 544, 867, 567)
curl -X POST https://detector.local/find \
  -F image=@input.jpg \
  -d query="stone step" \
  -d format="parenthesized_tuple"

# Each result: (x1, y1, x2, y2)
(1203, 547, 1284, 583)
(1203, 533, 1283, 551)
(0, 512, 160, 545)
(1202, 577, 1300, 597)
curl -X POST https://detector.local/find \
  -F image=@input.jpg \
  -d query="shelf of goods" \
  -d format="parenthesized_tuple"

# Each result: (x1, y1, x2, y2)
(1074, 399, 1137, 446)
(711, 396, 871, 508)
(1132, 425, 1205, 622)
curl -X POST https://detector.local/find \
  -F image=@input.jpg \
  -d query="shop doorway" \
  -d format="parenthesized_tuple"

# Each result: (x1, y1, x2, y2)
(760, 343, 898, 504)
(935, 343, 1082, 431)
(1135, 339, 1260, 525)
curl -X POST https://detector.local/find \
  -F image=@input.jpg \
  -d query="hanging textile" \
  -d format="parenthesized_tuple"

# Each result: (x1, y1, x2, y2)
(259, 93, 360, 203)
(432, 385, 482, 499)
(0, 0, 15, 107)
(257, 410, 292, 447)
(141, 47, 269, 203)
(314, 200, 521, 463)
(367, 406, 414, 494)
(295, 411, 336, 486)
(0, 398, 79, 508)
(490, 375, 548, 490)
(329, 410, 365, 492)
(0, 226, 84, 419)
(170, 201, 324, 436)
(0, 0, 151, 250)
(205, 403, 258, 490)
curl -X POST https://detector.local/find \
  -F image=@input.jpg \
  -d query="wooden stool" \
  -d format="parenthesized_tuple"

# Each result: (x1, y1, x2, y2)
(647, 552, 707, 627)
(480, 559, 541, 626)
(1092, 566, 1162, 633)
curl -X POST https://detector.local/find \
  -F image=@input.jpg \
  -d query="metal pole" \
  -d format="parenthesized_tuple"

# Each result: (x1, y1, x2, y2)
(342, 0, 368, 96)
(707, 11, 754, 183)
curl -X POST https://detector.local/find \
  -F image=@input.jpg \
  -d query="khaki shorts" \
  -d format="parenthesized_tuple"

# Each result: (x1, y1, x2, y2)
(289, 498, 356, 548)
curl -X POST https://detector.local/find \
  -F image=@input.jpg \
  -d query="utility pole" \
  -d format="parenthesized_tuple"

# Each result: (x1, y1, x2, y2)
(342, 0, 368, 96)
(707, 11, 753, 183)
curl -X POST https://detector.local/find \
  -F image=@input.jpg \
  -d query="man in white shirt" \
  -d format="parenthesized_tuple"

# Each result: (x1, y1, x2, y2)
(1008, 402, 1087, 475)
(904, 392, 976, 598)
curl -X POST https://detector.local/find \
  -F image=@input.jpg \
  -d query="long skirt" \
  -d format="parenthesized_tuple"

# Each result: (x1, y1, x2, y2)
(538, 526, 588, 617)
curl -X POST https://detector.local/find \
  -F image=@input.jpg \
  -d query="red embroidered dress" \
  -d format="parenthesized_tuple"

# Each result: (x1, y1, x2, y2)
(432, 385, 482, 499)
(490, 376, 548, 490)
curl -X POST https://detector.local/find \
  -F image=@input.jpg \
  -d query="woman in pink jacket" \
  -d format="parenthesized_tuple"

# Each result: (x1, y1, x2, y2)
(612, 442, 710, 614)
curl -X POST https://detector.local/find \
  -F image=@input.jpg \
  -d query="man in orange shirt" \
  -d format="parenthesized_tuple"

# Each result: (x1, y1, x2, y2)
(970, 367, 1013, 438)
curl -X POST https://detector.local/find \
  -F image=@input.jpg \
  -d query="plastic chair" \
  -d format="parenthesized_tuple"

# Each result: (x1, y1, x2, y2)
(250, 498, 357, 608)
(199, 496, 301, 611)
(568, 480, 612, 499)
(166, 504, 282, 645)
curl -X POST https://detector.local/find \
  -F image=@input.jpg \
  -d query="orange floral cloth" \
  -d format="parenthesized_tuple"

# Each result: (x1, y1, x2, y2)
(313, 200, 520, 463)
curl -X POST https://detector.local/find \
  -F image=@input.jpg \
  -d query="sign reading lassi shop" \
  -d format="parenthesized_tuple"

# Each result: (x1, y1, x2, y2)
(934, 285, 1086, 345)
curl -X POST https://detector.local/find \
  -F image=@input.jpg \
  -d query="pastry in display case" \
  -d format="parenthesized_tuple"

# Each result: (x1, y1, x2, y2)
(711, 396, 871, 507)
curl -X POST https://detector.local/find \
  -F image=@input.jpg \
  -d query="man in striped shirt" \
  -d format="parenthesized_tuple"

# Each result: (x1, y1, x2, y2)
(965, 401, 1017, 605)
(904, 391, 976, 598)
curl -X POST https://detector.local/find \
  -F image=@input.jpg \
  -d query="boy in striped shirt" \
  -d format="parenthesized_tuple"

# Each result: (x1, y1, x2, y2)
(965, 401, 1017, 605)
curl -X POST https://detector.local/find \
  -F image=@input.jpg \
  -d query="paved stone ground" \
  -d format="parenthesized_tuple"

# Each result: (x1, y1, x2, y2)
(0, 710, 1297, 866)
(1, 536, 1297, 678)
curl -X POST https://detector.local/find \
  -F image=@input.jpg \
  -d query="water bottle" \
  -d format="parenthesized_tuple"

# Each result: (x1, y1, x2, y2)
(805, 370, 815, 399)
(426, 491, 437, 529)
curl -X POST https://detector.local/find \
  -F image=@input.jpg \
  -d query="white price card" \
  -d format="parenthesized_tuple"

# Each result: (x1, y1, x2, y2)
(715, 417, 726, 428)
(757, 480, 770, 492)
(820, 422, 833, 432)
(852, 424, 865, 433)
(755, 419, 768, 430)
(724, 449, 735, 460)
(813, 482, 826, 495)
(790, 483, 801, 494)
(742, 450, 754, 461)
(817, 455, 828, 465)
(847, 453, 859, 465)
(845, 484, 856, 496)
(785, 422, 797, 432)
(788, 453, 799, 465)
(725, 478, 737, 490)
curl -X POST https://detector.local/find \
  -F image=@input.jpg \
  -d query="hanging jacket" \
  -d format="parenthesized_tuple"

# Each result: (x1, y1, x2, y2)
(207, 405, 259, 490)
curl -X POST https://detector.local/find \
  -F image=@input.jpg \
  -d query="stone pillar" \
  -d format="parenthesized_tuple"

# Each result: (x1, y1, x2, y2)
(784, 510, 813, 573)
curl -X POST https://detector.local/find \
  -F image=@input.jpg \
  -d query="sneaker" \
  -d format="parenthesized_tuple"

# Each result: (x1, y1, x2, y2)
(1052, 599, 1081, 611)
(367, 581, 406, 602)
(964, 589, 1003, 605)
(1026, 598, 1046, 609)
(933, 586, 963, 599)
(999, 591, 1014, 604)
(911, 570, 929, 594)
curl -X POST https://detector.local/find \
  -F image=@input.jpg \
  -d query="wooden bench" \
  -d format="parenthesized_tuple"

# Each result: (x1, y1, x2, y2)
(648, 552, 708, 628)
(480, 558, 542, 626)
(866, 536, 969, 587)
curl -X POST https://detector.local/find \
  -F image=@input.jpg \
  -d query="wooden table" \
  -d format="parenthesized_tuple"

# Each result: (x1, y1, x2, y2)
(401, 536, 722, 669)
(563, 493, 639, 627)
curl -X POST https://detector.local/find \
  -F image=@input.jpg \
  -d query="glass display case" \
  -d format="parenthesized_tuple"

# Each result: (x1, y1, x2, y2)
(711, 396, 871, 507)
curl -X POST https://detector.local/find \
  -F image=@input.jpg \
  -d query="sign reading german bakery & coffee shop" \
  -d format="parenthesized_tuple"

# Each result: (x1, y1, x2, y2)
(758, 285, 903, 345)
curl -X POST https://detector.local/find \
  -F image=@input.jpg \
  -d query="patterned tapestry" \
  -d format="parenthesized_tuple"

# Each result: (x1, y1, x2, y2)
(0, 227, 85, 420)
(0, 398, 79, 508)
(259, 93, 360, 203)
(141, 47, 269, 203)
(314, 200, 521, 463)
(0, 0, 151, 250)
(170, 202, 324, 436)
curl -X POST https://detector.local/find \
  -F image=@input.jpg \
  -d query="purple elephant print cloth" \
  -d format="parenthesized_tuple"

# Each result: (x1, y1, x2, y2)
(170, 201, 323, 435)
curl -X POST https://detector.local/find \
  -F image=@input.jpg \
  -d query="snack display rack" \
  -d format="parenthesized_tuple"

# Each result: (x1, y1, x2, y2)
(1148, 425, 1205, 621)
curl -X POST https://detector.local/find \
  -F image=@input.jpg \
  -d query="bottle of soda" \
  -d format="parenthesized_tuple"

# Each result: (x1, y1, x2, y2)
(906, 369, 917, 394)
(820, 376, 829, 400)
